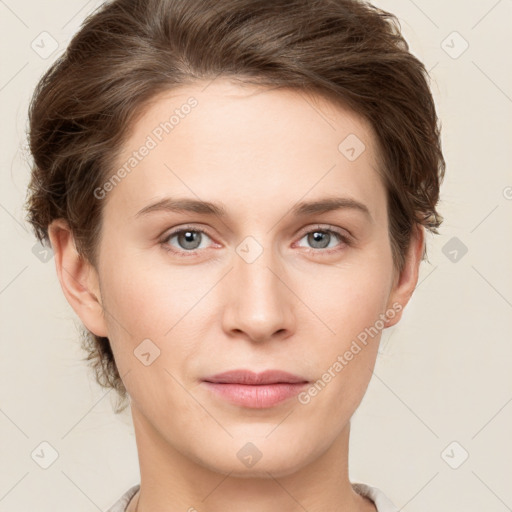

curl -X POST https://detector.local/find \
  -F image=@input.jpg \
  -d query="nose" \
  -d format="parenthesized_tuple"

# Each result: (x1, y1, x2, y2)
(221, 244, 296, 343)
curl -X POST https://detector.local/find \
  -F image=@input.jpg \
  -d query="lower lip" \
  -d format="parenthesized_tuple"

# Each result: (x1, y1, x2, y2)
(202, 382, 309, 408)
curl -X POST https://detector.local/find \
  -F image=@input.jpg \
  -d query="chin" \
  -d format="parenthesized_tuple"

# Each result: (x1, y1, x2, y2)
(193, 435, 322, 479)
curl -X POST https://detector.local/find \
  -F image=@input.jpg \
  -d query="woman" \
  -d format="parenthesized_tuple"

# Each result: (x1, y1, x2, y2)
(25, 0, 445, 510)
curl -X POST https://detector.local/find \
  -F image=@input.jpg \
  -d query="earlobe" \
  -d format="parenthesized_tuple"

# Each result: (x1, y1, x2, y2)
(385, 225, 425, 328)
(48, 219, 108, 338)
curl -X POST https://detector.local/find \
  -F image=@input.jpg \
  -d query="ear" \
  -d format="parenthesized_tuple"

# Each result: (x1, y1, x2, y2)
(385, 224, 425, 328)
(48, 219, 108, 337)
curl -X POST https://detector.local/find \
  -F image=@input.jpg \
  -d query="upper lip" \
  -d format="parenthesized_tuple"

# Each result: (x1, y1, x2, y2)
(203, 369, 309, 385)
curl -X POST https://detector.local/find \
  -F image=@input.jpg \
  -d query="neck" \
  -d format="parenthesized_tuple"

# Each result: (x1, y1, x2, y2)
(128, 405, 376, 512)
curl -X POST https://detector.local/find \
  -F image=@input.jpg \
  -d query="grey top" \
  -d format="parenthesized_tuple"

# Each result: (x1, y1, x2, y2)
(106, 484, 139, 512)
(106, 482, 398, 511)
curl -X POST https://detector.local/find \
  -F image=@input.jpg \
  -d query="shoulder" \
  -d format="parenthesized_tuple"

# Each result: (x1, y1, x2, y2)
(352, 482, 399, 512)
(106, 484, 140, 512)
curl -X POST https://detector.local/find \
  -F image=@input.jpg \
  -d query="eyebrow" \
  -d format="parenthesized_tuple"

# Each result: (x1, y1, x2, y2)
(135, 196, 372, 221)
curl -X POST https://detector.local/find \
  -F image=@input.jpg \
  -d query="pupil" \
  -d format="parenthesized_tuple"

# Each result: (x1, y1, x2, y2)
(309, 231, 329, 249)
(180, 231, 200, 249)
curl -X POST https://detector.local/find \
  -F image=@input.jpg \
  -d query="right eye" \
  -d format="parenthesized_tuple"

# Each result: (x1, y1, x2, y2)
(161, 226, 215, 256)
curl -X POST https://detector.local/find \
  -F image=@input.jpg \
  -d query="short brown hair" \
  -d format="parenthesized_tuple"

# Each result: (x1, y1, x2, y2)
(25, 0, 445, 412)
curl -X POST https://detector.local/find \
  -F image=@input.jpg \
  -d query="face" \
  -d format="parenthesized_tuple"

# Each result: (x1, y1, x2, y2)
(66, 78, 420, 477)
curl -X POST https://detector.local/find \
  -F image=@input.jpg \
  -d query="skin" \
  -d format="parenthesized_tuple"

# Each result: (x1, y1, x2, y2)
(49, 78, 424, 512)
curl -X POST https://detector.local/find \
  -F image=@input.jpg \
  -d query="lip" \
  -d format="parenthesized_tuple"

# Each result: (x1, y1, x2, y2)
(202, 369, 309, 408)
(204, 369, 308, 385)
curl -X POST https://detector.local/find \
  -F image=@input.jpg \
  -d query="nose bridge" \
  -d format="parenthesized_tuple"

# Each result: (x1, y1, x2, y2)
(223, 235, 294, 341)
(236, 236, 284, 309)
(238, 244, 280, 300)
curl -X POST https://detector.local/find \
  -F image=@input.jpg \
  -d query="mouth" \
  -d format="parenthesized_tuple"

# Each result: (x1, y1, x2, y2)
(202, 369, 310, 408)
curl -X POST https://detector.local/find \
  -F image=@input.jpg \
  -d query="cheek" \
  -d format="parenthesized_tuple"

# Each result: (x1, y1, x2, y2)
(101, 247, 193, 326)
(299, 258, 393, 342)
(98, 249, 217, 371)
(294, 259, 393, 406)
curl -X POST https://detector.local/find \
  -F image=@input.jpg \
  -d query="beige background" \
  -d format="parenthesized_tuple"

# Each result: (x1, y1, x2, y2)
(1, 0, 511, 510)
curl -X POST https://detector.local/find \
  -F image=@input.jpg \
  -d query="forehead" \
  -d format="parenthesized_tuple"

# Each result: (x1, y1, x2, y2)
(104, 78, 385, 222)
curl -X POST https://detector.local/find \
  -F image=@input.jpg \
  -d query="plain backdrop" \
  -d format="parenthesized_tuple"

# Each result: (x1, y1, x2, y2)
(1, 1, 511, 511)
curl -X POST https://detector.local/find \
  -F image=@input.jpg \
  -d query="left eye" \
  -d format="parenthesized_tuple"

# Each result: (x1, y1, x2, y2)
(296, 228, 346, 250)
(164, 228, 212, 252)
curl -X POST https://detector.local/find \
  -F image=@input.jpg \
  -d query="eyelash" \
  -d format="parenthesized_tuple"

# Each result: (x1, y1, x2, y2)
(159, 224, 352, 258)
